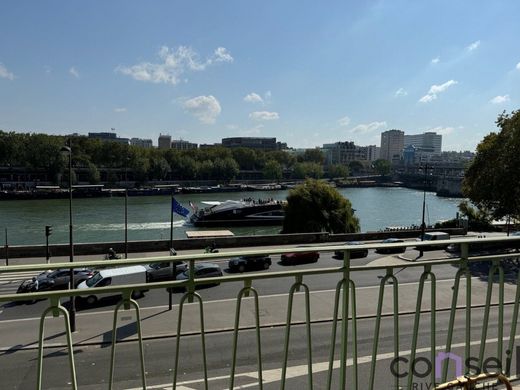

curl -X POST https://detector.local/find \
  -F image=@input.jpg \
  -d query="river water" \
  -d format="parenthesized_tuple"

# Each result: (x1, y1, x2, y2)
(0, 187, 462, 246)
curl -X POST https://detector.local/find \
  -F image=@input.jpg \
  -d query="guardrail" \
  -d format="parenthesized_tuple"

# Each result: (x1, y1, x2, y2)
(1, 236, 520, 389)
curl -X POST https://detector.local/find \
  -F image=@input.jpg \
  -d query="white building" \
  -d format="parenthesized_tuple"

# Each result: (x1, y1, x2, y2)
(158, 134, 172, 150)
(380, 130, 404, 162)
(404, 132, 442, 154)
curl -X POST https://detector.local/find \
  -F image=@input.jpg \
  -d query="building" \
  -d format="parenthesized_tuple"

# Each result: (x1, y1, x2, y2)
(380, 129, 405, 162)
(171, 139, 198, 150)
(222, 137, 278, 150)
(158, 134, 172, 150)
(404, 132, 442, 154)
(130, 138, 153, 148)
(322, 142, 380, 165)
(88, 132, 129, 145)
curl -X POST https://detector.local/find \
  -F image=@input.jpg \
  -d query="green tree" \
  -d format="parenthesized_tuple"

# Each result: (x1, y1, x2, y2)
(348, 160, 364, 176)
(263, 160, 283, 181)
(293, 162, 323, 179)
(282, 179, 360, 233)
(150, 156, 171, 180)
(372, 159, 391, 176)
(463, 110, 520, 221)
(87, 162, 101, 184)
(299, 148, 324, 164)
(212, 157, 239, 182)
(327, 164, 349, 179)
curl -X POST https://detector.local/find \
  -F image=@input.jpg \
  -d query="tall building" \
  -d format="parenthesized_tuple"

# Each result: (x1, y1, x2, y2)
(222, 137, 277, 150)
(171, 139, 197, 150)
(380, 129, 404, 162)
(404, 132, 442, 154)
(158, 134, 172, 150)
(130, 138, 153, 148)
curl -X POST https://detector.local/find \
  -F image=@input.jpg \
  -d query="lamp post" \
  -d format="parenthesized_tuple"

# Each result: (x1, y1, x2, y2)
(60, 143, 76, 332)
(124, 156, 129, 259)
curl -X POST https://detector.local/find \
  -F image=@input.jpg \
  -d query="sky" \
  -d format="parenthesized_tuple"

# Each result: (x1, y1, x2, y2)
(0, 1, 519, 152)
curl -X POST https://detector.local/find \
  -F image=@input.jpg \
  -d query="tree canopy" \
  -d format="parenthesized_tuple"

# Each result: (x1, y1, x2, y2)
(463, 110, 520, 221)
(282, 179, 360, 233)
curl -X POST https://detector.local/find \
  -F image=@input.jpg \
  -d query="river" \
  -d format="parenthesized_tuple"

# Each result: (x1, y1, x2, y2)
(0, 187, 462, 246)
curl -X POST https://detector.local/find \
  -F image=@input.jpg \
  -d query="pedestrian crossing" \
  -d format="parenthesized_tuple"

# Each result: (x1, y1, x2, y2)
(0, 271, 39, 295)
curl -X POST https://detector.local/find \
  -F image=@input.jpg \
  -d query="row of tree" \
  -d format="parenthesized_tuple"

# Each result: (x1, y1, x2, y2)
(0, 131, 389, 184)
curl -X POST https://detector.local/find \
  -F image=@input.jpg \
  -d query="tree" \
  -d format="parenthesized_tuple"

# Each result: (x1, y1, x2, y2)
(348, 160, 364, 176)
(263, 160, 283, 181)
(463, 110, 520, 221)
(327, 164, 349, 179)
(299, 148, 324, 164)
(372, 159, 391, 176)
(282, 179, 360, 234)
(293, 162, 323, 179)
(87, 162, 101, 184)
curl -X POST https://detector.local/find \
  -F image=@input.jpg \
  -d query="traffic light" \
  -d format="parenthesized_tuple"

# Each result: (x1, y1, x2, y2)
(45, 225, 53, 237)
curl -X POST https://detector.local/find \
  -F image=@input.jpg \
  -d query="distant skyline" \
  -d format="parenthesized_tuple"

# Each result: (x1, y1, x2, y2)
(1, 1, 519, 152)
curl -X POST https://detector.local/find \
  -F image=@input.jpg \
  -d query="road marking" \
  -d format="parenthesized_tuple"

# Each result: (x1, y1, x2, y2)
(125, 335, 514, 390)
(0, 277, 482, 324)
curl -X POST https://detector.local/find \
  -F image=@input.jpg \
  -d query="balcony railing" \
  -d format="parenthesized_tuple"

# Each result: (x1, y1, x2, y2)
(1, 236, 520, 389)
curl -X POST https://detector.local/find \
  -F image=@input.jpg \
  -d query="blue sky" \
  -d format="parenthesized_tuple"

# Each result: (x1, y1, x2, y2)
(0, 0, 519, 151)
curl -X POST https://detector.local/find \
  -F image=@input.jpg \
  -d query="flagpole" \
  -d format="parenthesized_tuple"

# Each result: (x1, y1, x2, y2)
(169, 189, 174, 311)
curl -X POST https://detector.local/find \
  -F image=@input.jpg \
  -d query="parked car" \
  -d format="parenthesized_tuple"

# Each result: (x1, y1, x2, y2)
(228, 255, 272, 272)
(280, 251, 319, 265)
(334, 241, 369, 259)
(145, 261, 188, 282)
(17, 268, 94, 294)
(415, 231, 450, 251)
(375, 238, 406, 254)
(176, 263, 223, 289)
(77, 265, 148, 305)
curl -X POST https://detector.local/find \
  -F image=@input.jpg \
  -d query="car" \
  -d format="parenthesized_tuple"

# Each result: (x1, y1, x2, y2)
(280, 251, 319, 265)
(17, 268, 94, 293)
(415, 231, 450, 251)
(145, 261, 188, 282)
(375, 238, 406, 254)
(334, 241, 369, 259)
(176, 263, 223, 289)
(228, 255, 272, 272)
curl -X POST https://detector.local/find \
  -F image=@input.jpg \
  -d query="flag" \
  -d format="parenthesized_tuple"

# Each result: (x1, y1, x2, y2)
(172, 198, 190, 217)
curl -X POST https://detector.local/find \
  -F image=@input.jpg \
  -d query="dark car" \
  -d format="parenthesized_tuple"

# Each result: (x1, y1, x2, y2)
(175, 263, 223, 289)
(17, 268, 94, 293)
(280, 251, 319, 265)
(145, 261, 188, 282)
(334, 241, 369, 259)
(228, 255, 272, 272)
(375, 238, 406, 254)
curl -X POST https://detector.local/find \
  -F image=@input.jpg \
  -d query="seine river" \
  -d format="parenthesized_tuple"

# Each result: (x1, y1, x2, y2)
(0, 187, 462, 246)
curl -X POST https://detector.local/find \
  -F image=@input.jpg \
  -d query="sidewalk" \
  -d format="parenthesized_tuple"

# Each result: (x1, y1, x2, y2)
(0, 276, 515, 352)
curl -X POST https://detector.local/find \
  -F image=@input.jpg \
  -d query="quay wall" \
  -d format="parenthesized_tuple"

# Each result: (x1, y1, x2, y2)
(4, 228, 466, 259)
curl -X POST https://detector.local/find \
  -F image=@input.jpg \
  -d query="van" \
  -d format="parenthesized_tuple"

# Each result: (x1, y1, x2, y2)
(77, 265, 148, 305)
(416, 231, 450, 250)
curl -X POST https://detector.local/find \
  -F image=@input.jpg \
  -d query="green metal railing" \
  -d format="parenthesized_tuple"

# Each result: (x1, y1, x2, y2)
(2, 235, 520, 389)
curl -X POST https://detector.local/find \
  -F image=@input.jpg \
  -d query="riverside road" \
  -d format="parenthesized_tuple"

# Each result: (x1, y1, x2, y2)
(0, 237, 517, 389)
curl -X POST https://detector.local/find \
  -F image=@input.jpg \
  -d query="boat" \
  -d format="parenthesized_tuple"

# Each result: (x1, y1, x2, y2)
(189, 199, 285, 227)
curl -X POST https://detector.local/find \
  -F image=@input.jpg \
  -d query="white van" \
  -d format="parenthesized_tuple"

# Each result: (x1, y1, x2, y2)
(77, 265, 148, 305)
(416, 231, 451, 250)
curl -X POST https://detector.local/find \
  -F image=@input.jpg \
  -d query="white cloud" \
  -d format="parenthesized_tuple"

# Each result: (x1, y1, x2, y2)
(419, 80, 458, 103)
(117, 45, 233, 85)
(395, 88, 408, 97)
(516, 62, 520, 70)
(264, 91, 272, 102)
(466, 40, 480, 52)
(114, 107, 127, 113)
(249, 111, 279, 121)
(337, 116, 351, 127)
(0, 63, 15, 80)
(239, 124, 264, 136)
(244, 92, 263, 104)
(182, 95, 221, 124)
(349, 121, 387, 134)
(428, 126, 455, 135)
(490, 95, 510, 104)
(431, 57, 440, 64)
(69, 67, 80, 78)
(213, 47, 234, 63)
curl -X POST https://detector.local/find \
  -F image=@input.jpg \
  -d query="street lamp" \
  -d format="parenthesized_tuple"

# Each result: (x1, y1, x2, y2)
(60, 143, 76, 332)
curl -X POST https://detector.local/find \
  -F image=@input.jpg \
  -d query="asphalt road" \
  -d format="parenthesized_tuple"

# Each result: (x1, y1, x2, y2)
(1, 306, 515, 389)
(0, 245, 458, 321)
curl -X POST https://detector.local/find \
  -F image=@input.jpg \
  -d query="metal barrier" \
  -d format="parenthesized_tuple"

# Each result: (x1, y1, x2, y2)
(2, 236, 520, 389)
